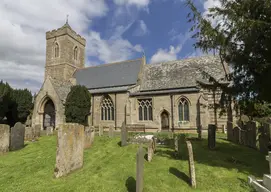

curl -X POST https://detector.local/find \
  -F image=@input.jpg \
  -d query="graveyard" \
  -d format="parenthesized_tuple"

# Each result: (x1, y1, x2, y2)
(0, 131, 268, 192)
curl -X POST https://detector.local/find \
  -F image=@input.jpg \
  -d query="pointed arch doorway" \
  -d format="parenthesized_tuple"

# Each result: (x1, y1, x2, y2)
(43, 99, 56, 129)
(161, 110, 170, 131)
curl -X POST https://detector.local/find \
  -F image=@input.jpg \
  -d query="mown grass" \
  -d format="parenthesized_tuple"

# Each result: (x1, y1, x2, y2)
(0, 133, 268, 192)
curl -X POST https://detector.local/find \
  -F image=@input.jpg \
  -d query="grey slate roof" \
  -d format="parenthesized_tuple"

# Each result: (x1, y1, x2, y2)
(140, 56, 228, 91)
(75, 58, 142, 89)
(50, 78, 72, 102)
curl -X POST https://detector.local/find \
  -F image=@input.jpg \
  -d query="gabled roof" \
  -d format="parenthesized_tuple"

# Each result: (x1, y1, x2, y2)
(140, 56, 228, 91)
(74, 58, 143, 89)
(50, 78, 72, 102)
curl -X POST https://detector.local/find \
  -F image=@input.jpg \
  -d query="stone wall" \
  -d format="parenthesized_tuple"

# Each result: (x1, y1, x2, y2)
(54, 123, 84, 178)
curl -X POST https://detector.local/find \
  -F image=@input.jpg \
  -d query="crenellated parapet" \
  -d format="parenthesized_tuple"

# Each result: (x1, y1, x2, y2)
(46, 23, 86, 46)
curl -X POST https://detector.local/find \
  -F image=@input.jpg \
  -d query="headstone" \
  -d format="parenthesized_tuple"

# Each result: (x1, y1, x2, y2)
(109, 125, 114, 138)
(227, 121, 233, 141)
(121, 122, 127, 146)
(178, 134, 186, 158)
(10, 122, 25, 151)
(233, 127, 240, 144)
(247, 121, 257, 149)
(99, 124, 103, 136)
(208, 124, 216, 149)
(84, 126, 92, 149)
(136, 145, 146, 192)
(0, 124, 10, 154)
(186, 141, 196, 188)
(54, 123, 84, 178)
(174, 135, 178, 151)
(46, 126, 54, 136)
(90, 126, 95, 144)
(147, 137, 156, 162)
(240, 124, 248, 146)
(34, 124, 41, 138)
(25, 126, 34, 141)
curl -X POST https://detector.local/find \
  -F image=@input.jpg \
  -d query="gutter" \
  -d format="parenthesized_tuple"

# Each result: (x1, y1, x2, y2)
(129, 87, 199, 96)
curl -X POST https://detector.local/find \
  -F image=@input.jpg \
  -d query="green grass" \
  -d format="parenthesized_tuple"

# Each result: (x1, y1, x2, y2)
(0, 134, 268, 192)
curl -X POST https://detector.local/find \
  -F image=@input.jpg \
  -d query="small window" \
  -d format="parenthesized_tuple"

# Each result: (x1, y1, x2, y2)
(101, 95, 114, 121)
(138, 99, 153, 121)
(178, 98, 190, 121)
(74, 46, 78, 60)
(55, 43, 59, 57)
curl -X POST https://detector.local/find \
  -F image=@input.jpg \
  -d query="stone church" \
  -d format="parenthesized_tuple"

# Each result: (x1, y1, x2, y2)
(32, 22, 233, 132)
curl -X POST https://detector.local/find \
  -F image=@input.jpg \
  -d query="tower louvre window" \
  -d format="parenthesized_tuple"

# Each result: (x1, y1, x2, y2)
(74, 46, 78, 60)
(55, 43, 59, 58)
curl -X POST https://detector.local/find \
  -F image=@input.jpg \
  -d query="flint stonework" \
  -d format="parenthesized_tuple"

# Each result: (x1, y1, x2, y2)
(186, 141, 196, 188)
(208, 124, 216, 149)
(0, 124, 10, 154)
(99, 124, 103, 136)
(10, 122, 25, 151)
(109, 125, 114, 138)
(54, 123, 84, 178)
(121, 122, 127, 146)
(136, 145, 146, 192)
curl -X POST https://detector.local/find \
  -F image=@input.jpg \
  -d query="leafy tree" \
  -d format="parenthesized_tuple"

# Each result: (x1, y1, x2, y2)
(239, 100, 271, 120)
(185, 0, 271, 118)
(0, 81, 12, 121)
(65, 85, 91, 125)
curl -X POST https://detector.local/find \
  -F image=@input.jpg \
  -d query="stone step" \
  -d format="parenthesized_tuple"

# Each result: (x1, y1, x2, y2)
(264, 174, 271, 190)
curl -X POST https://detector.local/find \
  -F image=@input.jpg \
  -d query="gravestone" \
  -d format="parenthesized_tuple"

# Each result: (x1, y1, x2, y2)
(90, 126, 95, 145)
(208, 124, 216, 149)
(25, 126, 34, 141)
(174, 135, 178, 151)
(84, 126, 92, 149)
(147, 137, 156, 162)
(109, 125, 114, 138)
(46, 126, 54, 136)
(10, 122, 25, 151)
(121, 122, 127, 146)
(227, 121, 233, 141)
(0, 124, 10, 154)
(178, 134, 186, 158)
(54, 123, 84, 178)
(136, 145, 146, 192)
(240, 124, 248, 146)
(233, 127, 240, 144)
(34, 124, 41, 138)
(186, 141, 196, 188)
(99, 124, 103, 136)
(247, 121, 257, 149)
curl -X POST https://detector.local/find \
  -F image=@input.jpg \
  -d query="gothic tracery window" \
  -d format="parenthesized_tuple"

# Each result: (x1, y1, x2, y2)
(138, 99, 153, 121)
(101, 96, 114, 121)
(178, 97, 190, 121)
(74, 46, 78, 60)
(55, 43, 59, 58)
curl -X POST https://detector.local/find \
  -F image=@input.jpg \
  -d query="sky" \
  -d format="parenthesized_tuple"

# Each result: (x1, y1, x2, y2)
(0, 0, 219, 94)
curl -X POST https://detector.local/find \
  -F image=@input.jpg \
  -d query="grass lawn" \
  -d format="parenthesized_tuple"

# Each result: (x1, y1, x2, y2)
(0, 133, 268, 192)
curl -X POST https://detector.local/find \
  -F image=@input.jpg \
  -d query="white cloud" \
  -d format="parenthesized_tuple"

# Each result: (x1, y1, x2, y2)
(113, 0, 150, 7)
(150, 45, 181, 64)
(133, 20, 149, 36)
(203, 0, 222, 26)
(0, 0, 144, 93)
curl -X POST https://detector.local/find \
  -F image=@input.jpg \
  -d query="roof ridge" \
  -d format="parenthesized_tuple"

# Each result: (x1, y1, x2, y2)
(79, 57, 143, 71)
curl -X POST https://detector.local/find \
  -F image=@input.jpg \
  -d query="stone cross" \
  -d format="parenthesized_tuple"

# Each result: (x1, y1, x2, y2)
(136, 145, 146, 192)
(186, 141, 196, 188)
(121, 122, 127, 146)
(109, 125, 114, 138)
(99, 124, 103, 136)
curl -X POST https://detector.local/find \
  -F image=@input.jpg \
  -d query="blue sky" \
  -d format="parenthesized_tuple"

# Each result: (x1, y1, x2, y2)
(0, 0, 213, 93)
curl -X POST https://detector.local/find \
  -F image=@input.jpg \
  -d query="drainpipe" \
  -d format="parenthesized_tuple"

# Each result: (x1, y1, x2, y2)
(170, 95, 174, 132)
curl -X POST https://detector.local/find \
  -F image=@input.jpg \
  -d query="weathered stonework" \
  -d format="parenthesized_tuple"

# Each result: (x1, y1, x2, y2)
(10, 122, 25, 151)
(84, 126, 95, 149)
(25, 126, 34, 141)
(54, 123, 84, 178)
(0, 124, 10, 154)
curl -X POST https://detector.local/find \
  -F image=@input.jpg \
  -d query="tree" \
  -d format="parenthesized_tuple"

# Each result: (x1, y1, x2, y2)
(185, 0, 271, 103)
(0, 81, 12, 121)
(65, 85, 91, 125)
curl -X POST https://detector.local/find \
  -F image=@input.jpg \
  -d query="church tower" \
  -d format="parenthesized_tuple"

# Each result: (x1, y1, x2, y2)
(44, 21, 86, 81)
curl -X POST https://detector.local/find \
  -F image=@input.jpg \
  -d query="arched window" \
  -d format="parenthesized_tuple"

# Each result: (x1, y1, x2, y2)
(74, 46, 78, 60)
(101, 95, 114, 121)
(55, 43, 59, 58)
(178, 98, 190, 121)
(138, 99, 153, 121)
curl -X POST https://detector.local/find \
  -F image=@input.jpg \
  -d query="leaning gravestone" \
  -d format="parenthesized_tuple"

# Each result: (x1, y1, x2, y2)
(10, 122, 25, 151)
(109, 125, 114, 138)
(99, 124, 104, 136)
(186, 141, 196, 188)
(147, 137, 156, 162)
(136, 145, 146, 192)
(121, 122, 127, 146)
(208, 124, 216, 149)
(0, 124, 10, 154)
(46, 126, 54, 136)
(54, 123, 84, 178)
(34, 124, 41, 138)
(25, 126, 34, 141)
